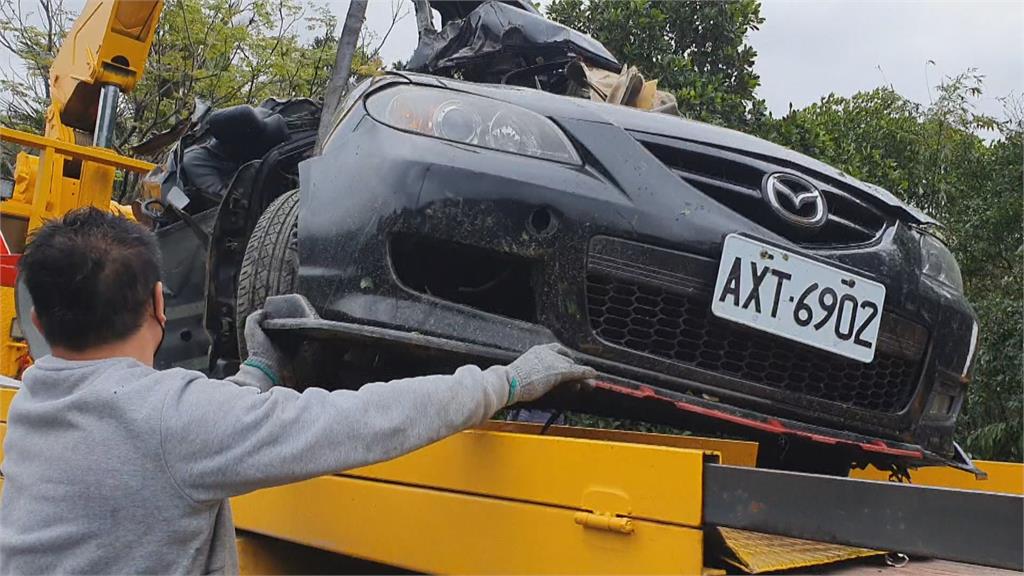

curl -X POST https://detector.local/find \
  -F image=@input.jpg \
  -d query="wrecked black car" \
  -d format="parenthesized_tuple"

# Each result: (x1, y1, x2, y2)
(143, 0, 978, 474)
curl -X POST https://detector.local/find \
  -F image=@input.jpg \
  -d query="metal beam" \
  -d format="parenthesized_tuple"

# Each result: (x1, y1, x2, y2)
(703, 463, 1024, 571)
(92, 85, 120, 148)
(0, 127, 155, 173)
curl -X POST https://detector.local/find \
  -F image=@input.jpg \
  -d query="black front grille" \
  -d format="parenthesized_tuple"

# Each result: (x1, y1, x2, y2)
(585, 240, 926, 415)
(632, 132, 889, 247)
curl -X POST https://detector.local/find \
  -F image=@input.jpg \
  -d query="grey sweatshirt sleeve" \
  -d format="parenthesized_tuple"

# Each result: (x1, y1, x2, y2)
(159, 364, 510, 503)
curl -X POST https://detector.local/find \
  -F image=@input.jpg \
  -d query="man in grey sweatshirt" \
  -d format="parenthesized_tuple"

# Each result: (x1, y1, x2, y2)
(0, 208, 595, 574)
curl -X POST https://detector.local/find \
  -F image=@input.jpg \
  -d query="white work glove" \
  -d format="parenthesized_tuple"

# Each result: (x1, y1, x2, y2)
(240, 310, 287, 387)
(505, 343, 597, 405)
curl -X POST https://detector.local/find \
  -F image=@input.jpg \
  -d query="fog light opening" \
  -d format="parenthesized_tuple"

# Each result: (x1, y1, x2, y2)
(390, 235, 537, 322)
(927, 393, 956, 417)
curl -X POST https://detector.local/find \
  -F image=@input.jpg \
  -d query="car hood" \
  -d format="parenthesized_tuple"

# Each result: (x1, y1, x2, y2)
(398, 72, 937, 226)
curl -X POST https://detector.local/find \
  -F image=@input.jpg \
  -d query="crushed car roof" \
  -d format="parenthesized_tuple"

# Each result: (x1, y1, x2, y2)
(408, 0, 620, 77)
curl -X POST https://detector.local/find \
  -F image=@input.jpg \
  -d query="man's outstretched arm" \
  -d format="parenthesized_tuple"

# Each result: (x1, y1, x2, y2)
(160, 313, 594, 503)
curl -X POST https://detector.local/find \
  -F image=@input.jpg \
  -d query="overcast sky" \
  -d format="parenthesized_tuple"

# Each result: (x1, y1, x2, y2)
(754, 0, 1022, 119)
(356, 0, 1023, 120)
(3, 0, 1021, 121)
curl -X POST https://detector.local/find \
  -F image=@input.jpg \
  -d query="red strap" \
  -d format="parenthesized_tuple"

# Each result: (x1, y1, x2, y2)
(0, 254, 19, 287)
(0, 229, 18, 286)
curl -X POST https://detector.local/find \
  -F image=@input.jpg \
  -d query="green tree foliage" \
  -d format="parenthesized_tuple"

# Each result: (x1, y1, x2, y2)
(0, 0, 72, 136)
(120, 0, 343, 152)
(0, 0, 386, 170)
(759, 73, 1023, 460)
(547, 0, 766, 129)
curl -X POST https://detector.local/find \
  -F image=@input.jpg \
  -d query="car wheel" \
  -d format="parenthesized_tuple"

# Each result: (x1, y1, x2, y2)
(235, 189, 299, 358)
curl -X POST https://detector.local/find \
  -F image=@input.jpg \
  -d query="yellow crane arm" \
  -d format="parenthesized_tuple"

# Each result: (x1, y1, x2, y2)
(47, 0, 163, 139)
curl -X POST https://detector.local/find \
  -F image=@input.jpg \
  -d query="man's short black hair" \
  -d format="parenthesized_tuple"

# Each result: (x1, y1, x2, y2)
(18, 207, 162, 351)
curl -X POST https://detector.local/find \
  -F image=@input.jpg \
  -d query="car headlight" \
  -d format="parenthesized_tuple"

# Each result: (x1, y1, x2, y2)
(920, 233, 963, 292)
(365, 86, 581, 165)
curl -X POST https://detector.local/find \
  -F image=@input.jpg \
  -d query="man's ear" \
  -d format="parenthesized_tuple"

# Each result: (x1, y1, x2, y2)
(153, 282, 166, 325)
(30, 307, 44, 338)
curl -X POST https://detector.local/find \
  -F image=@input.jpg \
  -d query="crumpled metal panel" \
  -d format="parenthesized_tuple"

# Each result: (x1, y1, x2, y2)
(407, 0, 620, 78)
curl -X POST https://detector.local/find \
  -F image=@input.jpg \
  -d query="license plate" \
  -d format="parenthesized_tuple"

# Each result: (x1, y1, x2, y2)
(711, 234, 886, 363)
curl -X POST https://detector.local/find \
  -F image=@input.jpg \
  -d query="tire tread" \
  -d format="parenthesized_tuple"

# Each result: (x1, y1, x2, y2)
(235, 189, 299, 357)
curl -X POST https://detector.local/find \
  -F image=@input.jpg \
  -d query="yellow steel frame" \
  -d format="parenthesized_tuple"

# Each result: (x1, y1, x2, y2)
(0, 127, 155, 378)
(1, 127, 155, 174)
(852, 459, 1024, 494)
(0, 290, 25, 380)
(231, 423, 713, 574)
(0, 126, 154, 230)
(0, 385, 12, 464)
(483, 420, 759, 466)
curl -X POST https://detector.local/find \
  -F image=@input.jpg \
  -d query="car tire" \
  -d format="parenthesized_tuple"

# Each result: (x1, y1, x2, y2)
(235, 189, 299, 358)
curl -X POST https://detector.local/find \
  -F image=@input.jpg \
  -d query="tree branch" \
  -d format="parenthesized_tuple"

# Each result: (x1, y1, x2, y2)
(315, 0, 367, 152)
(369, 0, 408, 61)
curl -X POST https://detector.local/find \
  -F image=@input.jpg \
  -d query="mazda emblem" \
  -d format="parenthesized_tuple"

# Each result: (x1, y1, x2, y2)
(762, 172, 827, 229)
